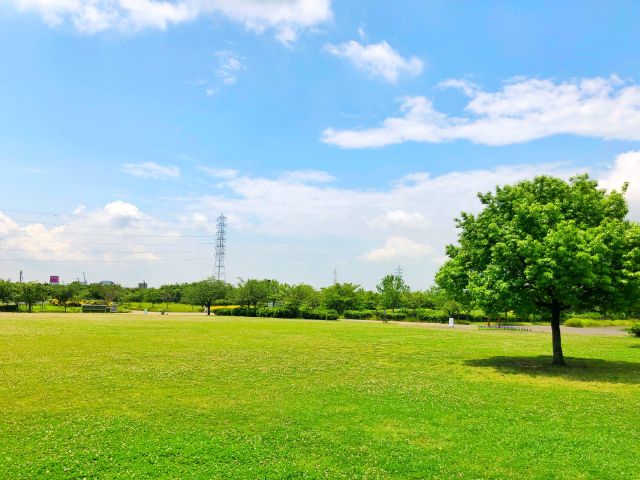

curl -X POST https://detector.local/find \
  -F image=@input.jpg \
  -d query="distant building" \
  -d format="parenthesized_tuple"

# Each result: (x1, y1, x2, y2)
(99, 280, 115, 286)
(138, 281, 148, 289)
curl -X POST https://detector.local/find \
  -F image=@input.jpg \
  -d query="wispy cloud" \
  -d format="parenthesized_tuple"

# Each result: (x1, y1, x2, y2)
(323, 75, 640, 148)
(281, 169, 336, 183)
(324, 40, 423, 83)
(122, 162, 180, 179)
(214, 51, 245, 85)
(198, 166, 239, 178)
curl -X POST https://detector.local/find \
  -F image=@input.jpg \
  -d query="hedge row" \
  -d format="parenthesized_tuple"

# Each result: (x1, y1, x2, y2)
(344, 308, 449, 322)
(213, 306, 339, 320)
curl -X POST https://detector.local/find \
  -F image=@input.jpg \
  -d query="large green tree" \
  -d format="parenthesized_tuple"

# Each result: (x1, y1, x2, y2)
(235, 279, 272, 310)
(280, 283, 320, 309)
(15, 282, 47, 313)
(0, 280, 14, 305)
(183, 279, 229, 315)
(437, 175, 640, 365)
(321, 283, 363, 314)
(377, 274, 409, 311)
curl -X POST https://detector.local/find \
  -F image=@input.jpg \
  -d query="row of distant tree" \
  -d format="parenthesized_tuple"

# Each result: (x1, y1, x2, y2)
(0, 275, 464, 315)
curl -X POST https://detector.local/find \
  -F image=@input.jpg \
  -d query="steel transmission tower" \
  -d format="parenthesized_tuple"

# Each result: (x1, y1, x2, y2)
(395, 265, 404, 279)
(214, 214, 227, 281)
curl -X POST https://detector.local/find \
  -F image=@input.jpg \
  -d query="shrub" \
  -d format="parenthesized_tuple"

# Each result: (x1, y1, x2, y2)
(0, 305, 18, 312)
(256, 306, 299, 319)
(214, 306, 256, 317)
(564, 318, 584, 328)
(300, 307, 339, 320)
(343, 310, 375, 320)
(376, 311, 408, 320)
(629, 324, 640, 337)
(415, 309, 449, 323)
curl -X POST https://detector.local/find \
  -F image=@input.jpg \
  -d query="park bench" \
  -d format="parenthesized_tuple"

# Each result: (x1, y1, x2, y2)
(81, 304, 109, 313)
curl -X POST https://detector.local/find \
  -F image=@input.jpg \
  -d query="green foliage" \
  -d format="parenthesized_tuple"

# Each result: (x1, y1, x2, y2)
(15, 282, 48, 312)
(403, 290, 437, 311)
(213, 306, 253, 317)
(376, 274, 409, 310)
(437, 174, 640, 364)
(182, 279, 229, 314)
(143, 288, 164, 307)
(256, 305, 299, 319)
(629, 323, 640, 337)
(214, 305, 338, 320)
(235, 279, 274, 309)
(299, 307, 339, 320)
(378, 311, 408, 320)
(343, 309, 376, 319)
(95, 283, 123, 304)
(279, 283, 320, 309)
(0, 279, 14, 305)
(321, 283, 363, 314)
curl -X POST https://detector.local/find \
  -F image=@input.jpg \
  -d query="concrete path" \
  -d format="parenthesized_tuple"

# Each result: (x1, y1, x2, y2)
(341, 319, 629, 336)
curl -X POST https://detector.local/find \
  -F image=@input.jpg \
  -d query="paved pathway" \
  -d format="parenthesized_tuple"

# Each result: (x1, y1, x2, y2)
(342, 319, 629, 336)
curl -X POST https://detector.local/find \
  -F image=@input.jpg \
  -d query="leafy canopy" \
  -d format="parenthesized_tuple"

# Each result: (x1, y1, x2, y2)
(437, 174, 640, 316)
(376, 274, 409, 310)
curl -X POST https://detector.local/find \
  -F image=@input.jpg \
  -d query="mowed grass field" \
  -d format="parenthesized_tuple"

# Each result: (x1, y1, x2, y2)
(1, 314, 639, 479)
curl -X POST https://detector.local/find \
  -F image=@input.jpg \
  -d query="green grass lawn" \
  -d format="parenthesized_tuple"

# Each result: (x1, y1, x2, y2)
(1, 314, 638, 479)
(119, 302, 203, 312)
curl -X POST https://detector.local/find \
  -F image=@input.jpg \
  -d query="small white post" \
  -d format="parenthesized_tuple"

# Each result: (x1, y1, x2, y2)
(448, 317, 455, 328)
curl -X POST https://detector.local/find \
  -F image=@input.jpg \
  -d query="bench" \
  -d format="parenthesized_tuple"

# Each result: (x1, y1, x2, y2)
(81, 304, 109, 313)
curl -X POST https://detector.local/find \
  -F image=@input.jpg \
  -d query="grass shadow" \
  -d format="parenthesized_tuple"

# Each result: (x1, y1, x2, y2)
(465, 356, 640, 384)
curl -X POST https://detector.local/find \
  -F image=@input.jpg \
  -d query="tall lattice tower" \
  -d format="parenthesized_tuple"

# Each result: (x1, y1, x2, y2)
(214, 214, 227, 281)
(395, 265, 404, 279)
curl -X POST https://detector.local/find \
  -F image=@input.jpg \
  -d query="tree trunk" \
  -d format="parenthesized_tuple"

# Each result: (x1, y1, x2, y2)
(550, 299, 565, 366)
(207, 303, 211, 316)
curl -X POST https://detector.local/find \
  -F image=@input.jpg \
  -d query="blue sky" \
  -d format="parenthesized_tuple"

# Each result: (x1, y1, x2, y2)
(1, 0, 639, 288)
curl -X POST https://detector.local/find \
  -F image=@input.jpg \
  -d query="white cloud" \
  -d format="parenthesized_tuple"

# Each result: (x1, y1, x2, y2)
(122, 161, 180, 179)
(1, 153, 638, 288)
(281, 169, 335, 183)
(324, 40, 423, 83)
(214, 50, 245, 85)
(104, 200, 143, 220)
(360, 236, 435, 261)
(368, 210, 430, 230)
(7, 0, 332, 43)
(198, 166, 239, 178)
(599, 150, 640, 221)
(323, 75, 640, 147)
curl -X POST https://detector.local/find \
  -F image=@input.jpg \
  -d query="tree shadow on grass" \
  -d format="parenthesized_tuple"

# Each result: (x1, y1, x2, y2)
(465, 356, 640, 384)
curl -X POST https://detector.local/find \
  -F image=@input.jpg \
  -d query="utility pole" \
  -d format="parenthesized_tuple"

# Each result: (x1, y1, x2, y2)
(214, 213, 227, 281)
(395, 265, 403, 279)
(333, 268, 337, 285)
(19, 270, 23, 283)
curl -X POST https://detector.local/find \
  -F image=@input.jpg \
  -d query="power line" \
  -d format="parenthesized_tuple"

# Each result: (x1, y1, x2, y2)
(1, 208, 217, 225)
(0, 257, 206, 263)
